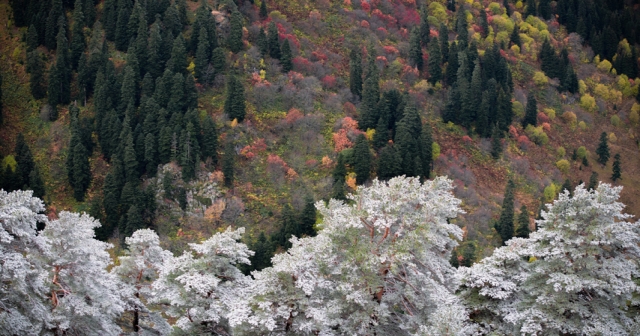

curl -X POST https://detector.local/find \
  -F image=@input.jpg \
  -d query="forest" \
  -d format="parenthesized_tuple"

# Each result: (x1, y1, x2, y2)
(0, 0, 640, 334)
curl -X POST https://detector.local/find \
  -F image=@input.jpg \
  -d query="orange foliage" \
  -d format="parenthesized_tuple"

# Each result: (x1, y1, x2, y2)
(333, 129, 353, 152)
(542, 122, 551, 132)
(286, 168, 298, 179)
(344, 102, 357, 115)
(383, 46, 399, 54)
(321, 156, 334, 168)
(285, 108, 304, 124)
(346, 176, 357, 190)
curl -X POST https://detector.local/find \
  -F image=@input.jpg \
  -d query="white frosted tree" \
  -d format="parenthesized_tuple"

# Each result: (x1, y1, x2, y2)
(150, 227, 254, 334)
(0, 190, 49, 335)
(460, 183, 640, 335)
(238, 176, 473, 335)
(36, 211, 131, 335)
(112, 229, 172, 335)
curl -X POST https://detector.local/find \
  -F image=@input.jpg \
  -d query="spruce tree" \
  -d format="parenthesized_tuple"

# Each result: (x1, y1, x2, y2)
(538, 0, 551, 20)
(515, 205, 530, 238)
(358, 76, 380, 131)
(27, 24, 39, 51)
(260, 0, 268, 19)
(84, 0, 96, 26)
(45, 0, 64, 50)
(420, 124, 433, 178)
(409, 27, 423, 70)
(29, 166, 45, 199)
(596, 132, 610, 166)
(525, 0, 537, 18)
(490, 126, 502, 160)
(147, 20, 164, 79)
(427, 37, 442, 84)
(0, 72, 2, 126)
(445, 42, 459, 86)
(349, 48, 363, 98)
(70, 0, 85, 70)
(267, 21, 281, 59)
(503, 0, 512, 16)
(257, 28, 268, 56)
(372, 117, 389, 150)
(332, 153, 347, 200)
(249, 232, 272, 272)
(496, 179, 515, 245)
(27, 51, 46, 100)
(587, 171, 598, 191)
(201, 116, 218, 166)
(280, 39, 293, 73)
(523, 92, 537, 128)
(227, 11, 243, 53)
(439, 23, 449, 63)
(195, 27, 210, 82)
(124, 134, 139, 182)
(211, 47, 226, 75)
(561, 178, 572, 196)
(456, 6, 468, 48)
(167, 34, 187, 74)
(461, 242, 476, 267)
(104, 0, 117, 40)
(299, 196, 316, 237)
(510, 24, 521, 48)
(115, 0, 132, 51)
(353, 134, 372, 185)
(419, 5, 430, 46)
(479, 7, 489, 38)
(124, 204, 144, 237)
(224, 74, 246, 122)
(71, 141, 91, 201)
(15, 134, 35, 188)
(611, 153, 621, 182)
(376, 144, 401, 180)
(222, 140, 235, 188)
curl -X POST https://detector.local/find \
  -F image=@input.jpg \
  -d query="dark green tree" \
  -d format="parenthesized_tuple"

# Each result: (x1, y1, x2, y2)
(27, 24, 39, 51)
(211, 47, 226, 75)
(45, 0, 64, 50)
(144, 132, 157, 176)
(596, 132, 610, 166)
(439, 23, 449, 63)
(299, 196, 317, 237)
(29, 166, 45, 199)
(124, 204, 144, 237)
(0, 72, 2, 125)
(456, 6, 468, 47)
(227, 11, 243, 53)
(358, 75, 380, 131)
(490, 126, 502, 160)
(249, 232, 271, 272)
(267, 22, 281, 59)
(353, 134, 372, 185)
(222, 140, 235, 188)
(461, 242, 476, 267)
(158, 126, 172, 164)
(409, 27, 423, 70)
(538, 0, 551, 20)
(587, 171, 598, 191)
(260, 0, 268, 19)
(419, 5, 430, 46)
(449, 249, 459, 268)
(123, 134, 139, 182)
(445, 42, 459, 86)
(115, 0, 132, 51)
(496, 179, 515, 245)
(280, 39, 293, 73)
(195, 27, 210, 81)
(349, 48, 363, 98)
(15, 134, 35, 188)
(104, 0, 117, 40)
(525, 0, 537, 18)
(70, 141, 91, 201)
(332, 153, 347, 201)
(427, 37, 442, 84)
(510, 24, 521, 48)
(522, 92, 537, 128)
(376, 144, 401, 180)
(201, 116, 218, 166)
(611, 153, 621, 182)
(167, 34, 187, 74)
(257, 28, 268, 56)
(419, 124, 433, 178)
(503, 0, 512, 16)
(561, 178, 572, 196)
(27, 51, 46, 99)
(372, 117, 389, 150)
(70, 0, 85, 69)
(479, 7, 489, 38)
(48, 29, 71, 117)
(147, 20, 164, 79)
(224, 74, 246, 122)
(515, 205, 530, 238)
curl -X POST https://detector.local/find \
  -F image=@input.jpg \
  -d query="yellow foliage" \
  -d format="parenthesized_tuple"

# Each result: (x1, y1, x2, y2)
(578, 121, 587, 130)
(495, 31, 510, 45)
(12, 47, 21, 62)
(428, 2, 447, 24)
(543, 183, 557, 202)
(346, 175, 357, 190)
(578, 80, 587, 95)
(510, 44, 520, 55)
(230, 118, 238, 128)
(259, 69, 266, 80)
(577, 146, 587, 159)
(187, 61, 195, 75)
(1, 155, 17, 171)
(608, 132, 617, 143)
(488, 2, 502, 15)
(432, 142, 441, 160)
(543, 108, 556, 120)
(579, 94, 597, 113)
(525, 125, 549, 145)
(611, 115, 621, 127)
(557, 146, 566, 157)
(515, 1, 523, 9)
(365, 128, 375, 141)
(630, 106, 639, 126)
(513, 101, 525, 118)
(561, 111, 577, 127)
(556, 159, 570, 174)
(597, 59, 612, 73)
(533, 71, 548, 86)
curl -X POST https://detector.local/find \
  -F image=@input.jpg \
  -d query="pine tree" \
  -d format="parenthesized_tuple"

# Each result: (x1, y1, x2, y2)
(525, 0, 537, 18)
(561, 178, 572, 196)
(70, 0, 85, 70)
(280, 39, 293, 73)
(167, 33, 187, 73)
(490, 126, 502, 159)
(224, 74, 246, 122)
(0, 72, 2, 126)
(420, 124, 433, 178)
(222, 140, 235, 188)
(124, 134, 139, 182)
(27, 51, 46, 100)
(115, 0, 132, 51)
(257, 28, 268, 56)
(515, 205, 530, 238)
(496, 179, 515, 245)
(260, 0, 268, 19)
(358, 76, 380, 131)
(479, 7, 489, 38)
(71, 141, 91, 201)
(147, 19, 164, 79)
(456, 6, 468, 48)
(510, 24, 521, 48)
(195, 27, 210, 81)
(48, 29, 71, 117)
(27, 24, 39, 51)
(461, 242, 476, 267)
(445, 42, 459, 86)
(523, 91, 537, 128)
(596, 132, 610, 166)
(376, 143, 401, 180)
(538, 0, 551, 20)
(409, 27, 423, 70)
(249, 232, 272, 272)
(372, 117, 389, 150)
(211, 47, 226, 75)
(104, 0, 117, 40)
(227, 11, 243, 53)
(349, 48, 363, 98)
(299, 196, 317, 237)
(353, 134, 372, 185)
(503, 0, 512, 16)
(45, 0, 64, 50)
(419, 5, 430, 46)
(267, 21, 281, 59)
(611, 153, 621, 182)
(428, 37, 442, 84)
(587, 171, 598, 191)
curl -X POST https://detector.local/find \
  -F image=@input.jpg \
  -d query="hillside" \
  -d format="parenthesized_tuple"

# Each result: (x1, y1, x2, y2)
(1, 0, 639, 266)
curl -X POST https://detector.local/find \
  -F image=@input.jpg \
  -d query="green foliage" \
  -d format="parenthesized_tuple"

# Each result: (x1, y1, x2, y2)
(280, 39, 293, 73)
(515, 205, 530, 238)
(596, 132, 610, 166)
(211, 47, 226, 75)
(168, 34, 187, 73)
(556, 159, 570, 174)
(224, 74, 246, 122)
(427, 37, 441, 84)
(496, 179, 515, 245)
(353, 134, 372, 185)
(299, 196, 317, 237)
(491, 126, 502, 160)
(227, 11, 243, 53)
(523, 91, 537, 128)
(260, 0, 268, 19)
(349, 48, 363, 98)
(409, 27, 424, 71)
(588, 172, 599, 191)
(195, 27, 210, 82)
(376, 144, 401, 181)
(611, 153, 621, 182)
(223, 140, 235, 188)
(267, 22, 281, 60)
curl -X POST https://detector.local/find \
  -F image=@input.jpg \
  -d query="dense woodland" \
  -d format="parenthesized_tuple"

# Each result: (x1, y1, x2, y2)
(1, 0, 640, 334)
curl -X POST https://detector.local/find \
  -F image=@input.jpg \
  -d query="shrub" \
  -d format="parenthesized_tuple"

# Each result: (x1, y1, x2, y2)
(610, 115, 621, 127)
(577, 146, 587, 159)
(533, 71, 548, 86)
(543, 108, 556, 120)
(579, 95, 597, 113)
(525, 125, 549, 145)
(557, 147, 566, 157)
(578, 121, 587, 130)
(630, 108, 639, 126)
(543, 183, 557, 202)
(513, 101, 525, 118)
(608, 132, 617, 143)
(597, 59, 612, 73)
(561, 111, 577, 128)
(556, 159, 570, 174)
(432, 142, 441, 160)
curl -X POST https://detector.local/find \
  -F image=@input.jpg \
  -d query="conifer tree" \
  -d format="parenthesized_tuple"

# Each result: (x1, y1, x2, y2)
(27, 51, 46, 100)
(332, 153, 347, 200)
(48, 30, 71, 118)
(257, 28, 268, 56)
(420, 124, 433, 178)
(70, 141, 91, 201)
(104, 0, 117, 40)
(267, 21, 281, 60)
(525, 0, 537, 18)
(419, 5, 430, 46)
(15, 134, 35, 189)
(280, 39, 293, 73)
(479, 7, 489, 38)
(445, 42, 459, 86)
(222, 140, 235, 188)
(510, 24, 521, 48)
(299, 196, 317, 237)
(115, 0, 132, 51)
(29, 166, 45, 199)
(611, 153, 621, 182)
(260, 0, 268, 19)
(224, 74, 246, 122)
(456, 6, 468, 47)
(27, 24, 38, 52)
(164, 4, 181, 36)
(490, 126, 502, 159)
(0, 72, 2, 125)
(211, 47, 226, 75)
(353, 134, 372, 185)
(561, 178, 572, 196)
(70, 0, 85, 70)
(158, 126, 172, 164)
(372, 117, 389, 150)
(167, 33, 187, 74)
(503, 0, 512, 16)
(428, 37, 442, 84)
(195, 27, 210, 81)
(376, 144, 401, 181)
(249, 232, 271, 272)
(358, 77, 380, 131)
(496, 179, 515, 245)
(349, 48, 363, 98)
(201, 116, 218, 166)
(409, 27, 423, 71)
(144, 132, 157, 176)
(461, 242, 476, 267)
(587, 171, 598, 191)
(124, 134, 139, 182)
(522, 92, 537, 128)
(538, 0, 551, 20)
(515, 205, 530, 238)
(227, 11, 243, 53)
(45, 0, 64, 50)
(147, 20, 164, 79)
(596, 132, 610, 166)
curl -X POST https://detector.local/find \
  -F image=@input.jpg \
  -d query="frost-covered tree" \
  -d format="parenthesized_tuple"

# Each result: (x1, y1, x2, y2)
(150, 227, 253, 334)
(460, 183, 640, 335)
(0, 190, 49, 335)
(238, 176, 474, 335)
(112, 229, 172, 334)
